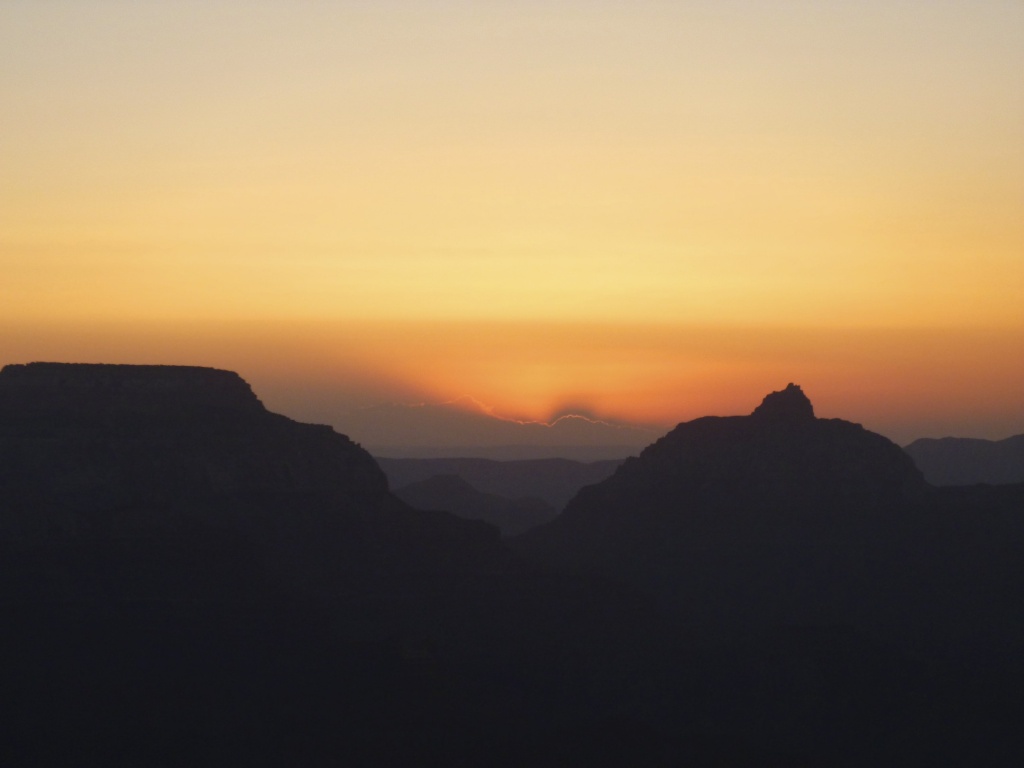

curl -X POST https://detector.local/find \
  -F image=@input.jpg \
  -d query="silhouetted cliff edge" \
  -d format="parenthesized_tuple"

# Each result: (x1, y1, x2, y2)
(0, 363, 515, 763)
(517, 383, 931, 575)
(513, 384, 1024, 760)
(0, 362, 506, 564)
(0, 362, 264, 414)
(3, 371, 1022, 765)
(0, 363, 393, 526)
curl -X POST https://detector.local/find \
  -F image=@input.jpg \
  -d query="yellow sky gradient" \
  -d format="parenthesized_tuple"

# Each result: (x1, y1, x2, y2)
(2, 2, 1022, 444)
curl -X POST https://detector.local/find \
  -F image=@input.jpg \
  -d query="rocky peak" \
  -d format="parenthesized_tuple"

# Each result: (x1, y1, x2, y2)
(750, 383, 815, 422)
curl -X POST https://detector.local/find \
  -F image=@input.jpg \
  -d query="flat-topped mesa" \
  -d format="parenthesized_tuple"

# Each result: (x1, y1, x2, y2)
(750, 382, 815, 422)
(0, 362, 398, 507)
(0, 362, 265, 414)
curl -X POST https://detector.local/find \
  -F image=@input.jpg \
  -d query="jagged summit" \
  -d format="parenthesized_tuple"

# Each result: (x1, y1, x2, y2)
(0, 362, 264, 414)
(516, 382, 929, 578)
(751, 382, 815, 421)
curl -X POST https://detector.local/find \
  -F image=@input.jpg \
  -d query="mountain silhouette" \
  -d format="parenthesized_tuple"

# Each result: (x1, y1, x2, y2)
(905, 433, 1024, 485)
(3, 368, 1022, 765)
(345, 397, 659, 460)
(0, 363, 701, 766)
(0, 362, 499, 568)
(379, 456, 624, 510)
(515, 384, 1021, 634)
(516, 384, 935, 624)
(0, 363, 527, 764)
(518, 384, 926, 557)
(514, 383, 1024, 760)
(1, 363, 379, 517)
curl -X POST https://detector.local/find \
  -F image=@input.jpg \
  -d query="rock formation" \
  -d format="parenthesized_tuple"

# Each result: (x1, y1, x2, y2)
(511, 385, 1024, 760)
(0, 360, 502, 613)
(3, 371, 1022, 765)
(515, 385, 1014, 644)
(0, 362, 264, 414)
(750, 382, 815, 421)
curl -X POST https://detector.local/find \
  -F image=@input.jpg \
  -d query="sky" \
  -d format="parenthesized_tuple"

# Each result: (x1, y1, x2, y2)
(2, 1, 1022, 449)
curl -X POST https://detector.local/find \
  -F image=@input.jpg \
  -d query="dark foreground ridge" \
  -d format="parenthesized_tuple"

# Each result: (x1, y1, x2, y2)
(514, 383, 1024, 762)
(0, 361, 392, 509)
(0, 362, 264, 413)
(2, 367, 1023, 765)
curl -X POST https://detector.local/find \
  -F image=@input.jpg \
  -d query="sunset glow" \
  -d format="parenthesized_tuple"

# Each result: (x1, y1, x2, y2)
(2, 2, 1022, 447)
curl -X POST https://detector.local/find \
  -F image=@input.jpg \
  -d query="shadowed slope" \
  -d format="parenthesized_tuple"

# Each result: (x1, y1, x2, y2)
(518, 384, 927, 577)
(393, 473, 557, 536)
(0, 363, 514, 763)
(4, 371, 1022, 765)
(0, 363, 504, 568)
(0, 363, 389, 534)
(515, 384, 1021, 657)
(513, 384, 1024, 760)
(379, 456, 624, 510)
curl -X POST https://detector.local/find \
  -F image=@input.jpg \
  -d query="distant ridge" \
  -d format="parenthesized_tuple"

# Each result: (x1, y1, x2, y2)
(905, 434, 1024, 485)
(378, 456, 624, 510)
(371, 444, 640, 461)
(393, 473, 557, 536)
(344, 398, 661, 460)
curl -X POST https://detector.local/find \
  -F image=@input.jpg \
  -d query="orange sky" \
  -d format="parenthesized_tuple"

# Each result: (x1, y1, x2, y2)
(2, 2, 1022, 446)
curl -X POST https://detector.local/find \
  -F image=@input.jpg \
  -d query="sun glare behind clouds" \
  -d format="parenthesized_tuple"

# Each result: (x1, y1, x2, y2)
(1, 1, 1021, 445)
